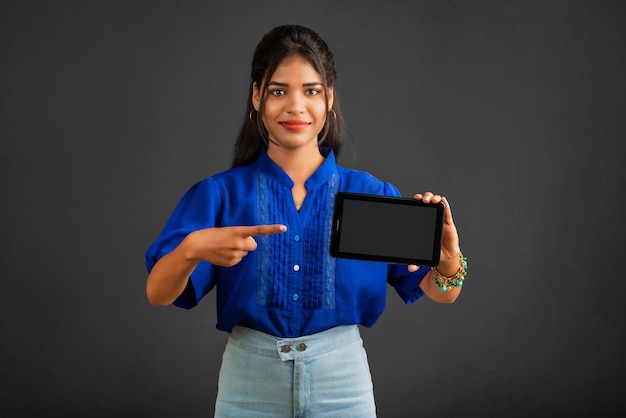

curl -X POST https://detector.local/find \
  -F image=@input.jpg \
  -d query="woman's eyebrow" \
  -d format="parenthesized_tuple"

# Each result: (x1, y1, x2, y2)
(267, 81, 323, 87)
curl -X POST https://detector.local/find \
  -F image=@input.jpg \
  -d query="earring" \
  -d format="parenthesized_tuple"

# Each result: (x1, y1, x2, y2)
(329, 108, 336, 120)
(249, 109, 257, 122)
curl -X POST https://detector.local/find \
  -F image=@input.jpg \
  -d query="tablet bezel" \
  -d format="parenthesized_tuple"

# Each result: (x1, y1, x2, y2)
(329, 192, 445, 266)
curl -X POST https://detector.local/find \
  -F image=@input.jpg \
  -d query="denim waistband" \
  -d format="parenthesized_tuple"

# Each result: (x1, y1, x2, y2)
(227, 325, 362, 362)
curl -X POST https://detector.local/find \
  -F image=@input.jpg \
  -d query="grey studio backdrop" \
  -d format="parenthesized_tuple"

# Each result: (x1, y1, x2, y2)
(1, 1, 625, 417)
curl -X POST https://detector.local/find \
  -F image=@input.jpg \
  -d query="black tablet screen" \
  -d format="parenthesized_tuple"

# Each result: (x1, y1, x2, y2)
(337, 197, 440, 263)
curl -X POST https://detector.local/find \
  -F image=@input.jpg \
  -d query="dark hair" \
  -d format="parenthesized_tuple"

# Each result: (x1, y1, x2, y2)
(231, 24, 345, 167)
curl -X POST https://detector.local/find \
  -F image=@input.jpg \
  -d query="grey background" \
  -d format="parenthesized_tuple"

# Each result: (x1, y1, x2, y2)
(2, 1, 625, 417)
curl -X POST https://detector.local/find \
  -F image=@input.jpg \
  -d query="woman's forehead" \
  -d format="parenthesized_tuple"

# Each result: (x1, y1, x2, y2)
(269, 55, 322, 83)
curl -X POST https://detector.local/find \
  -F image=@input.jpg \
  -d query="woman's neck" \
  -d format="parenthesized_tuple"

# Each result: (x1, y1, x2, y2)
(267, 144, 325, 185)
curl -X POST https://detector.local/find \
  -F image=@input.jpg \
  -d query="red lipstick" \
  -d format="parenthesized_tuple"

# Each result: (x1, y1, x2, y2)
(280, 120, 309, 131)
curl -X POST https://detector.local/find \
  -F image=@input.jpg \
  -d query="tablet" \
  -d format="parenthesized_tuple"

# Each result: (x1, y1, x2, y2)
(330, 192, 445, 266)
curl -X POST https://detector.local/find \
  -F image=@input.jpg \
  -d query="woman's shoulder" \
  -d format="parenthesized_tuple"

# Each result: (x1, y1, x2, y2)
(336, 164, 380, 182)
(178, 165, 256, 200)
(196, 164, 255, 186)
(336, 165, 400, 196)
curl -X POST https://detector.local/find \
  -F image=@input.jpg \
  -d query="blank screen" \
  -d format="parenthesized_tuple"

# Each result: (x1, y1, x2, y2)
(338, 199, 437, 260)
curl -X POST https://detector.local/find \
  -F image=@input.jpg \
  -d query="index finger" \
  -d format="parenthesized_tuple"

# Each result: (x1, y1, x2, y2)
(236, 224, 287, 237)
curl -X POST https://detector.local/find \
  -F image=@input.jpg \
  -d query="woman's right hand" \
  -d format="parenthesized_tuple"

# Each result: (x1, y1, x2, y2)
(184, 224, 287, 267)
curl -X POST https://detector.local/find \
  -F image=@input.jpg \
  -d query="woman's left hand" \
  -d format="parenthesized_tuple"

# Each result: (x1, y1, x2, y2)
(408, 192, 460, 274)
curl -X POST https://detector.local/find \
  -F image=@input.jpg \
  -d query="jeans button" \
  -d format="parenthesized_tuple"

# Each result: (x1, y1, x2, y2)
(281, 345, 291, 353)
(298, 343, 307, 351)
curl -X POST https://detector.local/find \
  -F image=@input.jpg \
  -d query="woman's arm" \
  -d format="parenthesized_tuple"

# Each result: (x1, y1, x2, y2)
(146, 224, 287, 306)
(146, 234, 202, 306)
(410, 193, 465, 303)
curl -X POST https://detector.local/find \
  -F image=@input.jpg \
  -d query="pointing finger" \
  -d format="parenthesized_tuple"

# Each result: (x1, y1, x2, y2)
(236, 224, 287, 237)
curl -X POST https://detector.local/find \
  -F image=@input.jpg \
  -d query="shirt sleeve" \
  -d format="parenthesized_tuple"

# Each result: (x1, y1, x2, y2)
(144, 178, 223, 309)
(381, 181, 428, 304)
(387, 264, 428, 305)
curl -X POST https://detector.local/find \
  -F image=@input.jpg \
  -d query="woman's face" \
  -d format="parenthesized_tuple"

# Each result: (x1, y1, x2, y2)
(253, 54, 333, 151)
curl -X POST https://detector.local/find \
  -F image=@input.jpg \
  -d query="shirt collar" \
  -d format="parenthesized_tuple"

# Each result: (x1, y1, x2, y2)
(256, 147, 337, 190)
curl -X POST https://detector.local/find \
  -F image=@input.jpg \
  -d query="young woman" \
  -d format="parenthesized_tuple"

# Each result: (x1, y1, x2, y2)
(145, 24, 466, 417)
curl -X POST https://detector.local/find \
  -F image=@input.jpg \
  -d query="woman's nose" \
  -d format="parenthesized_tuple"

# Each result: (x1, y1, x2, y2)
(285, 92, 306, 113)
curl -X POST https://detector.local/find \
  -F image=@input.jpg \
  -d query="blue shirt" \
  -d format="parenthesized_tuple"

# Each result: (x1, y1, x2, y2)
(145, 148, 428, 338)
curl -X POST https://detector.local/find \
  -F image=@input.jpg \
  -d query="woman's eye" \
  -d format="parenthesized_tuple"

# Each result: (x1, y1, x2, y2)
(270, 89, 285, 96)
(306, 89, 319, 96)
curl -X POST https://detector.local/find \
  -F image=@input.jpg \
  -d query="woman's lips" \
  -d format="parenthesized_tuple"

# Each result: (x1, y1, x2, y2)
(280, 120, 310, 131)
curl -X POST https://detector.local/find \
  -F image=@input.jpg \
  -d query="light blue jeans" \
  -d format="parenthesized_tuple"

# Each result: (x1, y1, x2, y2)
(214, 325, 377, 417)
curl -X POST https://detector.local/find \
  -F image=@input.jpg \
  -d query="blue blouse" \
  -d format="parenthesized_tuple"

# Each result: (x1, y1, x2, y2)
(145, 148, 429, 338)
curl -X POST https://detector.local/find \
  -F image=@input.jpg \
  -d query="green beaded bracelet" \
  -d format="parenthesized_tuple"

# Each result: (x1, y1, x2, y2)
(431, 253, 468, 292)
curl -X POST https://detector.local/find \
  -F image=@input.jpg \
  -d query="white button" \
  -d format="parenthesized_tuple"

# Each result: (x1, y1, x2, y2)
(293, 264, 300, 272)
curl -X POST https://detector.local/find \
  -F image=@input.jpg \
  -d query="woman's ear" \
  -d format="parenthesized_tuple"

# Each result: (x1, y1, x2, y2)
(327, 87, 334, 111)
(252, 82, 260, 111)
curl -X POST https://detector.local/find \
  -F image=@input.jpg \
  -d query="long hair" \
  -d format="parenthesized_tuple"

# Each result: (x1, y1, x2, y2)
(231, 25, 345, 168)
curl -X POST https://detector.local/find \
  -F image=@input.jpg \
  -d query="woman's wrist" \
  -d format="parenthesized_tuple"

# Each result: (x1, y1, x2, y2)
(180, 231, 202, 262)
(436, 249, 461, 277)
(431, 252, 467, 292)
